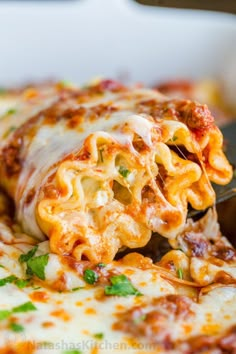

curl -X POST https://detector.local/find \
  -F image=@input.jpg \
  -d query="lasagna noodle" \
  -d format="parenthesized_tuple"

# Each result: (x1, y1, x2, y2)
(0, 81, 233, 262)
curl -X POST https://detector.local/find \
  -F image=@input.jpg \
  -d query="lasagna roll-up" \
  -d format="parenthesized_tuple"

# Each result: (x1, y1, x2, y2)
(0, 80, 232, 262)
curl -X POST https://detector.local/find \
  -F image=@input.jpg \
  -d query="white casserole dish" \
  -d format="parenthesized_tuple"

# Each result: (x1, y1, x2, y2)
(0, 0, 235, 92)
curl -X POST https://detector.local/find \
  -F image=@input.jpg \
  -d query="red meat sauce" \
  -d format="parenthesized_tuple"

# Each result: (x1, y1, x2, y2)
(182, 232, 236, 262)
(113, 294, 236, 353)
(113, 294, 194, 349)
(137, 98, 214, 133)
(177, 325, 236, 354)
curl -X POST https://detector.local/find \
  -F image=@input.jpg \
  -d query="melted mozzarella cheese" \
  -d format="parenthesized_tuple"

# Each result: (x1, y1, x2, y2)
(0, 247, 235, 354)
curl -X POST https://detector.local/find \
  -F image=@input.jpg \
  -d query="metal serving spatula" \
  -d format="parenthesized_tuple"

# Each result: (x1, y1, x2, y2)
(214, 122, 236, 202)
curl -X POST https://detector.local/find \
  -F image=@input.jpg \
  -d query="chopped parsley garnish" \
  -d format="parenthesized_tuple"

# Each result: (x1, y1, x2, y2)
(15, 279, 30, 289)
(133, 314, 146, 324)
(0, 265, 5, 268)
(177, 268, 183, 279)
(6, 108, 17, 115)
(97, 263, 106, 268)
(0, 310, 11, 321)
(99, 148, 104, 162)
(83, 269, 98, 285)
(63, 351, 82, 354)
(32, 286, 41, 290)
(71, 287, 84, 292)
(172, 135, 178, 142)
(118, 166, 130, 178)
(5, 126, 17, 136)
(0, 275, 17, 287)
(19, 245, 38, 264)
(27, 254, 49, 280)
(104, 274, 142, 297)
(0, 274, 30, 289)
(94, 332, 104, 340)
(3, 126, 17, 139)
(19, 246, 49, 281)
(9, 323, 24, 332)
(12, 301, 37, 313)
(0, 302, 36, 324)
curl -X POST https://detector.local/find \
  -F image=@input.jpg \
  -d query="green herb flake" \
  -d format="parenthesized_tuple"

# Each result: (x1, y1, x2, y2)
(27, 254, 49, 280)
(177, 268, 183, 280)
(71, 287, 84, 292)
(97, 263, 106, 268)
(118, 166, 130, 178)
(9, 323, 24, 332)
(19, 245, 38, 264)
(83, 269, 98, 285)
(6, 108, 17, 115)
(172, 135, 178, 142)
(99, 148, 104, 163)
(0, 310, 11, 321)
(26, 266, 34, 277)
(3, 126, 17, 139)
(94, 332, 104, 340)
(133, 314, 146, 324)
(12, 301, 37, 313)
(0, 265, 5, 268)
(0, 275, 17, 287)
(62, 351, 82, 354)
(8, 126, 16, 133)
(32, 286, 41, 290)
(15, 279, 30, 289)
(104, 274, 142, 297)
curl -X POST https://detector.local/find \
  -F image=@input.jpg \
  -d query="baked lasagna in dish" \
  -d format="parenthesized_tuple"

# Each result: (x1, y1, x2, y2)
(0, 80, 235, 354)
(154, 79, 236, 127)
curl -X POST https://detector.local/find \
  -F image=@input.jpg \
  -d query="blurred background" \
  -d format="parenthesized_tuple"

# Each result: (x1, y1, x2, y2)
(0, 0, 235, 121)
